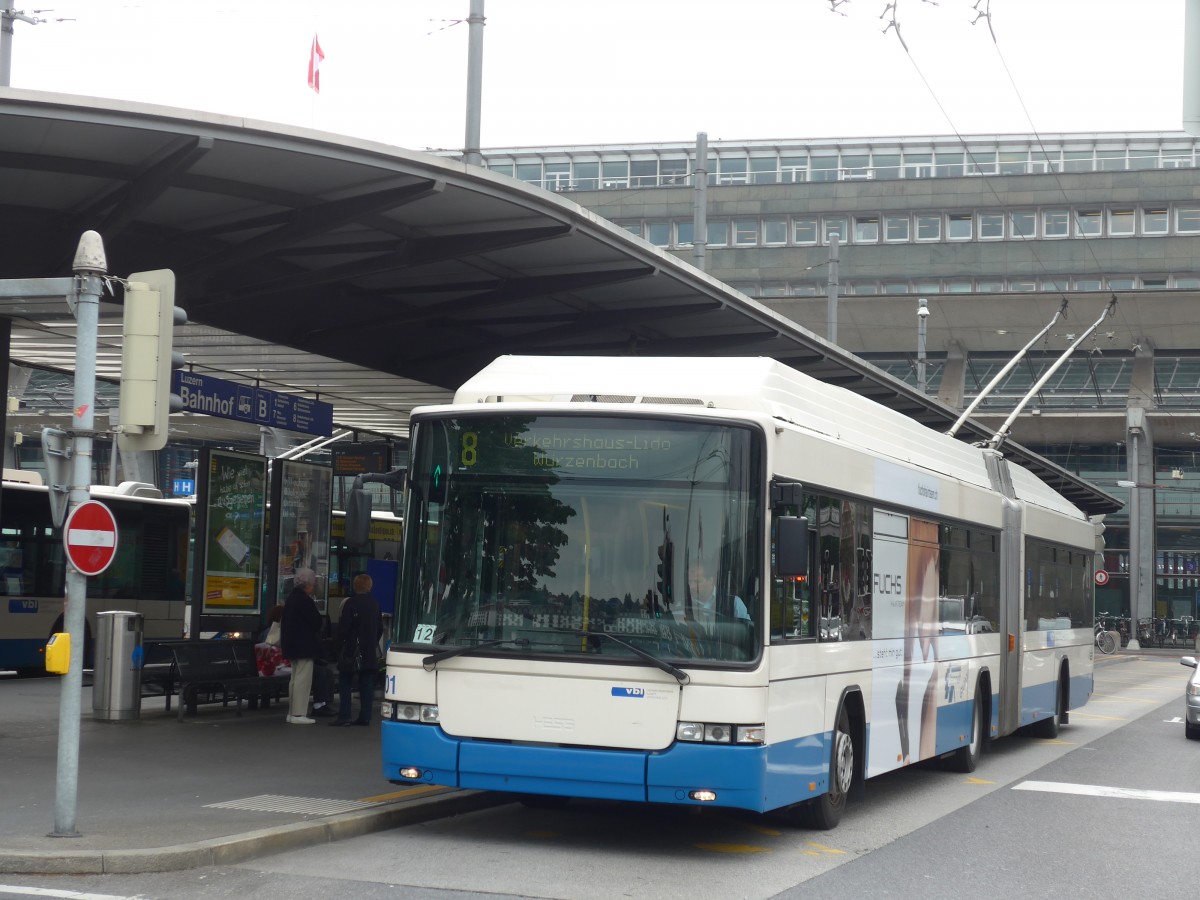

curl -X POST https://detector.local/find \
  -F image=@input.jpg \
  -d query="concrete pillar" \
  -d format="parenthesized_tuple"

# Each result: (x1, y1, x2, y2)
(938, 340, 967, 409)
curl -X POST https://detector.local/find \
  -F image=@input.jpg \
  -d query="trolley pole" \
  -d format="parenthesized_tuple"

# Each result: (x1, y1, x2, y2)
(49, 231, 106, 838)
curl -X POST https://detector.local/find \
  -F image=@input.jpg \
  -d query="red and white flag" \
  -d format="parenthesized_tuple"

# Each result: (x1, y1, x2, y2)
(307, 34, 325, 93)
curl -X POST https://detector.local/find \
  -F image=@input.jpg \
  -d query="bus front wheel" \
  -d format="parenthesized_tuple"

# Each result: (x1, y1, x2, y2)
(806, 706, 853, 830)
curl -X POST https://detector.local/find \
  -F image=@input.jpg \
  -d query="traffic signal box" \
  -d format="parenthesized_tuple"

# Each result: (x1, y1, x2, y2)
(118, 269, 186, 452)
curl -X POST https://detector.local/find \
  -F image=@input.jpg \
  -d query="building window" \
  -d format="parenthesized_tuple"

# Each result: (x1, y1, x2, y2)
(854, 216, 879, 243)
(676, 222, 694, 246)
(620, 222, 642, 238)
(1010, 280, 1037, 292)
(914, 281, 941, 295)
(515, 163, 543, 185)
(1041, 278, 1068, 291)
(1109, 209, 1135, 236)
(733, 219, 759, 245)
(1143, 277, 1168, 289)
(630, 160, 658, 187)
(810, 156, 838, 182)
(707, 221, 729, 246)
(966, 151, 997, 175)
(487, 162, 515, 178)
(998, 151, 1028, 175)
(1009, 211, 1036, 238)
(781, 156, 807, 182)
(761, 283, 788, 297)
(881, 282, 910, 294)
(948, 214, 973, 240)
(1175, 276, 1200, 288)
(1043, 210, 1070, 237)
(1096, 149, 1125, 171)
(1176, 206, 1200, 233)
(873, 154, 901, 180)
(602, 160, 630, 189)
(1128, 150, 1158, 170)
(1062, 150, 1093, 172)
(1107, 277, 1135, 290)
(977, 280, 1005, 292)
(763, 219, 788, 245)
(884, 215, 910, 241)
(978, 213, 1004, 239)
(916, 215, 941, 241)
(793, 218, 818, 244)
(852, 283, 878, 295)
(646, 222, 670, 246)
(1074, 278, 1102, 291)
(935, 152, 964, 177)
(824, 217, 847, 243)
(903, 153, 933, 179)
(1074, 209, 1102, 236)
(793, 283, 820, 296)
(750, 158, 778, 184)
(718, 157, 748, 185)
(1143, 208, 1169, 234)
(1162, 149, 1194, 168)
(945, 280, 973, 293)
(574, 161, 599, 190)
(544, 162, 571, 191)
(661, 158, 689, 186)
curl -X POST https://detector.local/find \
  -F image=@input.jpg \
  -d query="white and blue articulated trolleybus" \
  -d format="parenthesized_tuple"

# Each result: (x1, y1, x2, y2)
(379, 356, 1100, 827)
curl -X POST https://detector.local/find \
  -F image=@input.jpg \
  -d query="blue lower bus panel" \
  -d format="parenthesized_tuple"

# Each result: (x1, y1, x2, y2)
(382, 721, 831, 813)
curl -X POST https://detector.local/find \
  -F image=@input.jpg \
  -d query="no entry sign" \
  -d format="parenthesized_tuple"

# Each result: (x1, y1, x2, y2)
(63, 500, 119, 576)
(1095, 569, 1110, 586)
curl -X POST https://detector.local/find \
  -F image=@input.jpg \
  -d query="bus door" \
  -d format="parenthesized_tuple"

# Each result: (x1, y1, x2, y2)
(997, 496, 1023, 736)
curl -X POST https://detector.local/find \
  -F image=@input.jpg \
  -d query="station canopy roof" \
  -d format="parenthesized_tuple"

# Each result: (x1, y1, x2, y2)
(0, 90, 1119, 515)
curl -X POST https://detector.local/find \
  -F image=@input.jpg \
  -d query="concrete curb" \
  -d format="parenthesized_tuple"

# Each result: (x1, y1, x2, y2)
(0, 790, 508, 875)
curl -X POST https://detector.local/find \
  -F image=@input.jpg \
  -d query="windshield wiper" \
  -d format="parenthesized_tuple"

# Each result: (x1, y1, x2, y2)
(422, 638, 529, 671)
(576, 630, 690, 686)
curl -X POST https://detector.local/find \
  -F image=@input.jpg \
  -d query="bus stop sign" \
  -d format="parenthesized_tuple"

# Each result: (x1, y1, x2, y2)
(64, 500, 119, 576)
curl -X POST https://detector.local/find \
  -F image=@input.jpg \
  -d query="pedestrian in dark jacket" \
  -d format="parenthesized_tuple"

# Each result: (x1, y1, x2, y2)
(331, 573, 382, 726)
(281, 567, 322, 725)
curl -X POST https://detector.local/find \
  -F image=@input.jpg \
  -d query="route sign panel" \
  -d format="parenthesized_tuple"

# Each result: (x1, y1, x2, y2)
(63, 500, 119, 576)
(1095, 570, 1110, 586)
(173, 370, 333, 436)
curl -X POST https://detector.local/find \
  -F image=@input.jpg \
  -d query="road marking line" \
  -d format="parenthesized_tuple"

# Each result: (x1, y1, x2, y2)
(1014, 781, 1200, 805)
(805, 841, 845, 855)
(360, 784, 444, 803)
(695, 843, 768, 854)
(0, 887, 138, 900)
(1069, 711, 1127, 721)
(965, 777, 993, 785)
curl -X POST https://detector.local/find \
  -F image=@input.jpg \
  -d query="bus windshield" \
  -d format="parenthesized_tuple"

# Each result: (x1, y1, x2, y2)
(396, 414, 763, 665)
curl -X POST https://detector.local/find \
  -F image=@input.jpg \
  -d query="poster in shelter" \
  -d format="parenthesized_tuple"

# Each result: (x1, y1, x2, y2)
(201, 450, 267, 613)
(274, 459, 332, 613)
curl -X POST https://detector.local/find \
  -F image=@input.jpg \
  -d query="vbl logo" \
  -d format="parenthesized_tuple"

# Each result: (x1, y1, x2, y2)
(612, 687, 645, 698)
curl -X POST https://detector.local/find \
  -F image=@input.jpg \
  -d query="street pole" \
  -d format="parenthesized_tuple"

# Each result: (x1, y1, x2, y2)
(1, 0, 17, 86)
(826, 232, 840, 344)
(1127, 428, 1143, 650)
(50, 231, 106, 838)
(692, 132, 708, 272)
(462, 0, 485, 167)
(917, 298, 929, 393)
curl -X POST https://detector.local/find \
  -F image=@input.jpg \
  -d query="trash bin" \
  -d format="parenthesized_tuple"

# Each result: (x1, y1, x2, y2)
(93, 611, 144, 721)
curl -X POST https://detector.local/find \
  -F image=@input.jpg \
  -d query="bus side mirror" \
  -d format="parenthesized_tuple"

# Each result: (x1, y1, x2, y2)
(776, 516, 809, 578)
(344, 478, 372, 549)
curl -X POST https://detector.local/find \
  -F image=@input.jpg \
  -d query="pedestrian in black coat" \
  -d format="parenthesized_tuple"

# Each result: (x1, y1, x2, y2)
(281, 567, 322, 724)
(331, 573, 383, 726)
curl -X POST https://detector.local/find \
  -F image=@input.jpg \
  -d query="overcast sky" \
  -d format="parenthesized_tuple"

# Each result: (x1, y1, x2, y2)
(7, 1, 1189, 151)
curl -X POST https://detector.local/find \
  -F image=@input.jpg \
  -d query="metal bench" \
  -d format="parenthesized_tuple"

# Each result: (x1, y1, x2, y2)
(167, 639, 289, 721)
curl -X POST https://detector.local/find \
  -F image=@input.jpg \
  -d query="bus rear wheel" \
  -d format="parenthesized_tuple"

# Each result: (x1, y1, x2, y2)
(945, 691, 983, 773)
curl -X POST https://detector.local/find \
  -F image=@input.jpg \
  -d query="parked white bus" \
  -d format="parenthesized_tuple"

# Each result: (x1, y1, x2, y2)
(0, 473, 191, 674)
(379, 356, 1100, 827)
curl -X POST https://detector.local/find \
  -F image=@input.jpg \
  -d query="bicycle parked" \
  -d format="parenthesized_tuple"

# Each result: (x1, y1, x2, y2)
(1094, 619, 1117, 655)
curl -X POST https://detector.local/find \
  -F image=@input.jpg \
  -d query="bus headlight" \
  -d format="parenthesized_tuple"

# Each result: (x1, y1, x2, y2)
(393, 702, 440, 723)
(677, 721, 764, 743)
